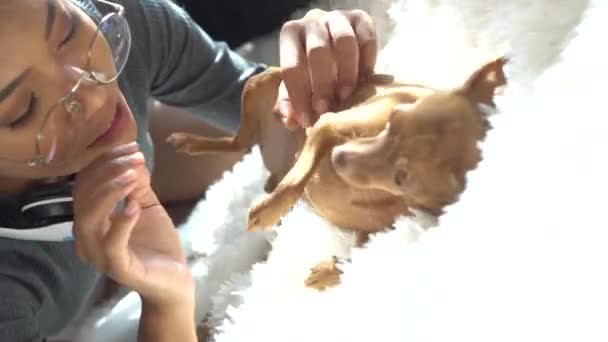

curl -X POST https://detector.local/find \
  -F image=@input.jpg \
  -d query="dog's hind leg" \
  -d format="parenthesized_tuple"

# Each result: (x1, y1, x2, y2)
(166, 67, 284, 155)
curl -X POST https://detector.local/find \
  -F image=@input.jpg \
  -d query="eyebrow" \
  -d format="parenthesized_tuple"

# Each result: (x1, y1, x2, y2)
(0, 0, 61, 105)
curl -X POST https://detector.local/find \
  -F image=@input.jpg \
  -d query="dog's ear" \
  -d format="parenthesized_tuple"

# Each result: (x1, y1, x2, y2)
(455, 57, 508, 107)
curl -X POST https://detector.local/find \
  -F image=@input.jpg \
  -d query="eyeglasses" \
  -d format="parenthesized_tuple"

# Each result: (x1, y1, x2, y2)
(5, 0, 132, 168)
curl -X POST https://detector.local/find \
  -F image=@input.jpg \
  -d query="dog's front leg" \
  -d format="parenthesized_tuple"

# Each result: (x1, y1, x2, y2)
(247, 114, 348, 230)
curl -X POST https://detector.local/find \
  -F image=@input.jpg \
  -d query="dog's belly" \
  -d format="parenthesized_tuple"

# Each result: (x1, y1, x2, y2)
(304, 156, 410, 233)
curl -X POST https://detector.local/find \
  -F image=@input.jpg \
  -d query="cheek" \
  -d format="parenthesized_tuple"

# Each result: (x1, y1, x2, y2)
(0, 127, 39, 162)
(77, 107, 137, 162)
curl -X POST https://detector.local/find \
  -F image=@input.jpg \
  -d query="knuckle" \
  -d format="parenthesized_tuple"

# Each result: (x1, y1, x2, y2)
(347, 9, 370, 21)
(333, 34, 357, 51)
(304, 8, 326, 20)
(281, 65, 303, 80)
(280, 20, 303, 36)
(307, 44, 329, 58)
(361, 32, 378, 46)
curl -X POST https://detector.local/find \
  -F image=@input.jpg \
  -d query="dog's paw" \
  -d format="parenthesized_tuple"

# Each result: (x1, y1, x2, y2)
(248, 183, 302, 231)
(166, 132, 201, 154)
(304, 256, 344, 291)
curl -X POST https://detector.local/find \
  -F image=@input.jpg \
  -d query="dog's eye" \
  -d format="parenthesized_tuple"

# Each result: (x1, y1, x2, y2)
(394, 169, 408, 187)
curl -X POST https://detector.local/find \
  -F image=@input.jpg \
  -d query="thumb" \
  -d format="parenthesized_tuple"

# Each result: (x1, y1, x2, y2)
(276, 81, 303, 130)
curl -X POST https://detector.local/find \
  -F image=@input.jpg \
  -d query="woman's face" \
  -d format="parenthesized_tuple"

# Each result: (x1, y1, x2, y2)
(0, 0, 136, 179)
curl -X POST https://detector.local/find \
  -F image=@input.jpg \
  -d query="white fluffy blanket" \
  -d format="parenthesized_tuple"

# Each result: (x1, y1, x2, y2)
(77, 0, 608, 341)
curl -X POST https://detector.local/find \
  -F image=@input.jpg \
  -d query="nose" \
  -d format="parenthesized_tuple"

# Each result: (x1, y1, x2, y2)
(331, 146, 349, 170)
(330, 140, 377, 187)
(63, 67, 109, 122)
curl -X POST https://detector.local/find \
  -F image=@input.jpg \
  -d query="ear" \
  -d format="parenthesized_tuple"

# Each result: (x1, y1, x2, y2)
(387, 102, 418, 129)
(456, 57, 508, 107)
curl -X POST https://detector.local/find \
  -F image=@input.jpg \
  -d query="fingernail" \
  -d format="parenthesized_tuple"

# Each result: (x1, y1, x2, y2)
(112, 142, 139, 155)
(313, 98, 329, 115)
(339, 86, 354, 101)
(121, 141, 139, 151)
(116, 169, 136, 185)
(124, 200, 140, 216)
(126, 152, 145, 165)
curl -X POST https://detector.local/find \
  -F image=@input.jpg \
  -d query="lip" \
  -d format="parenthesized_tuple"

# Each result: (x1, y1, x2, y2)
(88, 100, 128, 148)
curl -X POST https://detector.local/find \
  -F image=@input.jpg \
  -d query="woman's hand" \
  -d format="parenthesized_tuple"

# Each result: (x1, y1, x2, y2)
(72, 142, 193, 308)
(276, 9, 378, 129)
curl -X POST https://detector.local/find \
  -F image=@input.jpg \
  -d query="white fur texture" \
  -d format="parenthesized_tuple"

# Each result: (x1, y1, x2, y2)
(212, 1, 608, 341)
(78, 0, 608, 341)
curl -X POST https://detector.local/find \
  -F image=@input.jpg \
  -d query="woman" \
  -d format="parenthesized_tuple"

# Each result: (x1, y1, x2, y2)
(0, 0, 377, 341)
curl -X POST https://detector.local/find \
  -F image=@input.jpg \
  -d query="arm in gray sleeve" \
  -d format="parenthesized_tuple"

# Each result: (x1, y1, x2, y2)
(134, 0, 268, 133)
(0, 239, 98, 341)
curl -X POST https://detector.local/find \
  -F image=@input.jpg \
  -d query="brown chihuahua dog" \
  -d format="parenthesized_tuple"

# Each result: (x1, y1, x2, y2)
(168, 58, 507, 291)
(167, 57, 507, 234)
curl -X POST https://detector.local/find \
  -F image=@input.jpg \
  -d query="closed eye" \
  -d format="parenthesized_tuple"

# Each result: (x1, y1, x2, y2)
(9, 94, 38, 129)
(394, 169, 407, 187)
(58, 9, 79, 49)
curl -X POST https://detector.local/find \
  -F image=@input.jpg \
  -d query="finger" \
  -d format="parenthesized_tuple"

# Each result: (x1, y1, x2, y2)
(73, 171, 138, 270)
(124, 163, 153, 204)
(73, 175, 137, 269)
(303, 17, 335, 119)
(326, 10, 359, 101)
(90, 169, 139, 225)
(82, 142, 140, 174)
(279, 20, 313, 127)
(342, 10, 378, 78)
(74, 143, 143, 197)
(74, 151, 146, 205)
(73, 152, 145, 254)
(103, 198, 141, 284)
(275, 81, 302, 131)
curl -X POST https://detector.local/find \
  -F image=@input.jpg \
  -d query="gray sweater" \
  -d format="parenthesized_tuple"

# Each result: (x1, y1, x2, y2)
(0, 0, 265, 340)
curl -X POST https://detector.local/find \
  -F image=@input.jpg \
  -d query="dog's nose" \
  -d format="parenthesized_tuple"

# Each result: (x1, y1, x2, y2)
(331, 148, 348, 169)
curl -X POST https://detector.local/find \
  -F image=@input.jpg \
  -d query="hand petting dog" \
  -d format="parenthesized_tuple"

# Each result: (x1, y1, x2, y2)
(276, 9, 378, 129)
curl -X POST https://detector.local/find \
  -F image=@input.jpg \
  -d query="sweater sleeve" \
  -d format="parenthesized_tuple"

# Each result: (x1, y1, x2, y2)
(0, 238, 99, 341)
(127, 0, 268, 133)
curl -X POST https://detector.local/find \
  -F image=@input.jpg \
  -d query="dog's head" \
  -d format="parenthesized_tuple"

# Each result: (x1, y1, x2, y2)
(330, 57, 507, 213)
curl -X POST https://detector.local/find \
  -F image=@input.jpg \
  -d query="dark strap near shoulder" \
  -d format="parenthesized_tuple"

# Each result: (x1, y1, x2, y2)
(0, 182, 74, 229)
